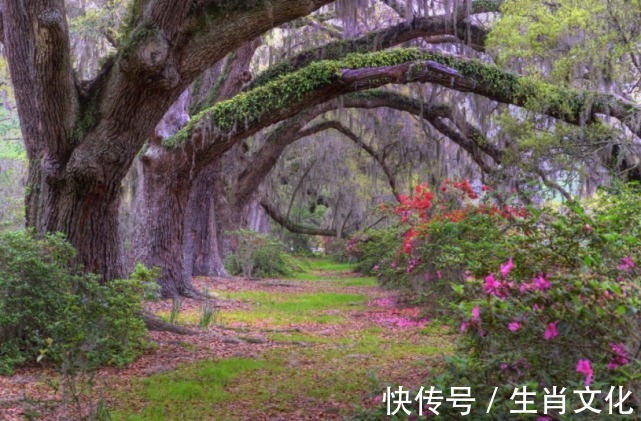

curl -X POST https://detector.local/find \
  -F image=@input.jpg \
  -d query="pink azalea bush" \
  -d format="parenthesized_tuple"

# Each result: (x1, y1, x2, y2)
(360, 184, 641, 419)
(435, 188, 641, 418)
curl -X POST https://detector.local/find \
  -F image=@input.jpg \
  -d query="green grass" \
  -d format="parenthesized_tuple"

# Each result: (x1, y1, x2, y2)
(287, 257, 375, 286)
(113, 325, 453, 420)
(158, 290, 368, 327)
(293, 272, 377, 287)
(116, 257, 455, 419)
(293, 257, 355, 272)
(218, 290, 366, 326)
(112, 358, 271, 420)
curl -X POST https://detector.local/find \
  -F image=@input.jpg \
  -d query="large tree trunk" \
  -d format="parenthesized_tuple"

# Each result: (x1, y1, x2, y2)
(25, 160, 125, 278)
(1, 0, 332, 284)
(129, 145, 199, 297)
(184, 164, 229, 278)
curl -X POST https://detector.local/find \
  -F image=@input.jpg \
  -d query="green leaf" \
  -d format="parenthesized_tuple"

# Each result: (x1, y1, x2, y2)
(452, 284, 464, 295)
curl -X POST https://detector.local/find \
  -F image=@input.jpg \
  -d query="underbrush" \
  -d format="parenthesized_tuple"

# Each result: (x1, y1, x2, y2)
(0, 230, 154, 376)
(224, 230, 302, 278)
(351, 182, 641, 418)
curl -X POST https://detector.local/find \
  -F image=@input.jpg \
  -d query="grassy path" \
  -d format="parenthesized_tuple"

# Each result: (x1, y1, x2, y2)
(113, 260, 453, 420)
(1, 259, 454, 420)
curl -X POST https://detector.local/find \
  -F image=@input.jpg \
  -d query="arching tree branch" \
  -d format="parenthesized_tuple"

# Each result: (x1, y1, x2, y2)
(260, 200, 339, 237)
(179, 0, 334, 79)
(340, 90, 503, 172)
(249, 2, 499, 90)
(164, 46, 641, 225)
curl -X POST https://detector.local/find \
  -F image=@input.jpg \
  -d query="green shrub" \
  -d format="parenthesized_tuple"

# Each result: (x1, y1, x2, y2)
(0, 230, 152, 375)
(349, 228, 400, 278)
(360, 184, 641, 418)
(224, 230, 299, 278)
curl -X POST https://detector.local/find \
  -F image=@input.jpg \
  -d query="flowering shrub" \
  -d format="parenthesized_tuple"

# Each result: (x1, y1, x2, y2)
(351, 227, 403, 282)
(358, 183, 641, 418)
(440, 252, 641, 417)
(352, 180, 519, 310)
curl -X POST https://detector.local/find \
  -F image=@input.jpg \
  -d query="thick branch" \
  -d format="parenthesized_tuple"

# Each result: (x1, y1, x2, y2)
(233, 103, 339, 208)
(64, 0, 334, 189)
(170, 48, 641, 184)
(260, 200, 338, 237)
(167, 51, 453, 158)
(168, 51, 499, 168)
(249, 8, 496, 90)
(2, 0, 77, 161)
(179, 0, 333, 79)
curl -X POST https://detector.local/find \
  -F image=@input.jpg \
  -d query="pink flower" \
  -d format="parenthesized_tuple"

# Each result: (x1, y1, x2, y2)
(471, 306, 480, 323)
(532, 273, 551, 291)
(618, 257, 635, 271)
(436, 271, 442, 279)
(500, 258, 515, 277)
(483, 273, 501, 295)
(460, 321, 469, 333)
(538, 416, 553, 421)
(584, 224, 592, 233)
(372, 265, 379, 272)
(533, 303, 544, 311)
(543, 321, 559, 340)
(576, 359, 593, 386)
(607, 343, 629, 370)
(508, 321, 522, 332)
(390, 262, 397, 268)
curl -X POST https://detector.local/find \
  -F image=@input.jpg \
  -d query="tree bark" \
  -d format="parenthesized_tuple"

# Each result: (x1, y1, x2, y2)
(129, 145, 200, 297)
(184, 164, 229, 278)
(1, 0, 333, 283)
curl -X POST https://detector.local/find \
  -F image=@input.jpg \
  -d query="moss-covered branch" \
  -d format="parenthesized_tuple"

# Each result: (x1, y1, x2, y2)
(169, 48, 641, 160)
(166, 49, 441, 149)
(249, 4, 496, 90)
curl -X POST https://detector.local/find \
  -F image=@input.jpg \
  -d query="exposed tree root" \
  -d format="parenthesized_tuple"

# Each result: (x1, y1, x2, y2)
(142, 311, 198, 335)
